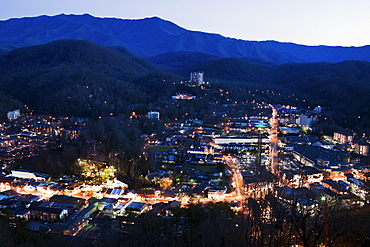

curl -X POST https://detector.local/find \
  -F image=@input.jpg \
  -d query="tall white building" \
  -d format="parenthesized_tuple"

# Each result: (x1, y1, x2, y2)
(7, 109, 20, 120)
(148, 111, 160, 120)
(190, 71, 204, 85)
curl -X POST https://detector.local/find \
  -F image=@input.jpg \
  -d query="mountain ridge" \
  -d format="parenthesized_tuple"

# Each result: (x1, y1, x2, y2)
(1, 14, 370, 64)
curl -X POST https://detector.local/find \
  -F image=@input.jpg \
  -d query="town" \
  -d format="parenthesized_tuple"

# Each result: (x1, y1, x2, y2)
(0, 71, 369, 246)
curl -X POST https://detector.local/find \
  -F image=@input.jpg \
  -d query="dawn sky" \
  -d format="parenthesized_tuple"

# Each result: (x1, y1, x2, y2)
(1, 0, 369, 47)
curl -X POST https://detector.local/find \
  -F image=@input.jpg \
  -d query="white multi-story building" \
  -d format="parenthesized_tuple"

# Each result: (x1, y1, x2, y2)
(190, 71, 204, 85)
(7, 109, 20, 120)
(148, 111, 160, 120)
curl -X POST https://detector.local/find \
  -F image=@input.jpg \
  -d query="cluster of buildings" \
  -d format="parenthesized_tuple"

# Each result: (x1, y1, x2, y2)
(0, 111, 85, 167)
(0, 165, 186, 236)
(277, 105, 319, 129)
(142, 98, 370, 213)
(1, 78, 370, 240)
(0, 129, 52, 166)
(333, 131, 369, 156)
(272, 105, 370, 209)
(186, 145, 223, 165)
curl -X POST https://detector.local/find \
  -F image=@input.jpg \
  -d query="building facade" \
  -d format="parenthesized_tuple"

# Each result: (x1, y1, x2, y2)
(190, 71, 204, 85)
(148, 111, 160, 120)
(333, 131, 353, 144)
(7, 109, 20, 120)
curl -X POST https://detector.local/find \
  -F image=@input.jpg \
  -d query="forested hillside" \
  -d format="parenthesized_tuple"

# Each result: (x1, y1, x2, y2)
(0, 40, 177, 117)
(0, 39, 369, 132)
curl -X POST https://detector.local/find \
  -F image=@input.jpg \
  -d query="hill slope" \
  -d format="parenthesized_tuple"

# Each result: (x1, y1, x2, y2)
(0, 40, 175, 117)
(1, 39, 156, 72)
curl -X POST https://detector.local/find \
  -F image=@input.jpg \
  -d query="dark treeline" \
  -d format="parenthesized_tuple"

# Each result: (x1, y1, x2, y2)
(1, 199, 369, 247)
(80, 199, 370, 247)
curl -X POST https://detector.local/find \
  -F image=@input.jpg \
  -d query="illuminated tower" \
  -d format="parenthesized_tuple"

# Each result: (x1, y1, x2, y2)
(270, 107, 279, 175)
(254, 122, 267, 175)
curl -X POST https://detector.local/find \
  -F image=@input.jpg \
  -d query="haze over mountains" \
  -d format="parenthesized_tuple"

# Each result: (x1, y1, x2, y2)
(1, 13, 370, 64)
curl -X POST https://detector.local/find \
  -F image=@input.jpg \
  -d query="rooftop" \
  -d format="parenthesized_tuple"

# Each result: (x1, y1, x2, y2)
(293, 145, 349, 171)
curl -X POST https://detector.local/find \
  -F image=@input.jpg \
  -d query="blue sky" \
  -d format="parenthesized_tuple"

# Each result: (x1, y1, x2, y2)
(1, 0, 369, 47)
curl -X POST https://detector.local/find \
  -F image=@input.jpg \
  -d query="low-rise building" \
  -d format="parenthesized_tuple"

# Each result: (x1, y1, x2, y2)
(353, 140, 369, 156)
(207, 186, 227, 200)
(148, 111, 160, 120)
(8, 169, 49, 182)
(125, 201, 148, 214)
(29, 201, 68, 222)
(292, 145, 351, 174)
(333, 131, 353, 144)
(296, 114, 317, 127)
(321, 179, 350, 195)
(172, 92, 196, 100)
(300, 166, 324, 184)
(137, 188, 160, 198)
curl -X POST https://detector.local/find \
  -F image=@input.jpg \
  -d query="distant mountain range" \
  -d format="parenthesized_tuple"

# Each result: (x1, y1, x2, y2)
(0, 14, 370, 64)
